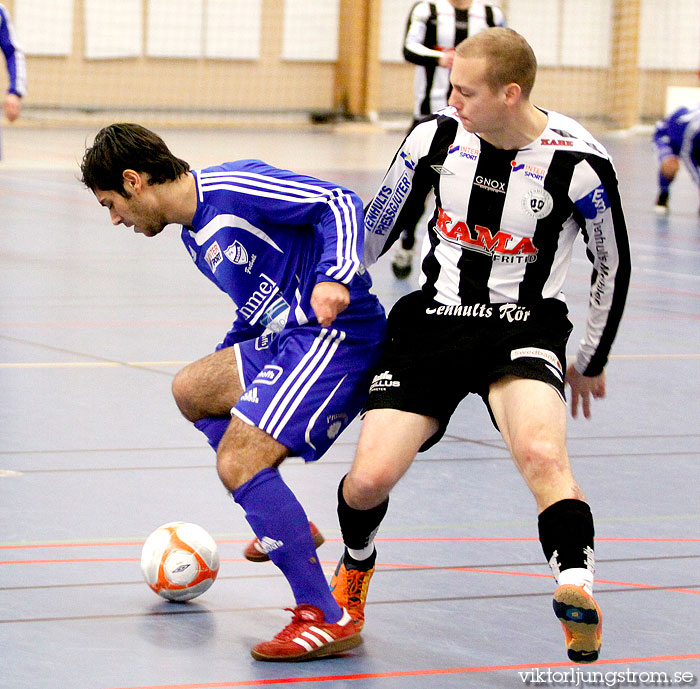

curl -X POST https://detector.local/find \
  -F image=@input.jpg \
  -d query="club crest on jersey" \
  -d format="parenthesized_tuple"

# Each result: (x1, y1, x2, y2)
(435, 207, 538, 263)
(521, 188, 554, 219)
(204, 241, 223, 273)
(224, 240, 249, 265)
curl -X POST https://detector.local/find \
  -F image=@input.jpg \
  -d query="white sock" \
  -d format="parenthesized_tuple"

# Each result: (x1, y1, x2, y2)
(558, 567, 594, 596)
(347, 543, 375, 562)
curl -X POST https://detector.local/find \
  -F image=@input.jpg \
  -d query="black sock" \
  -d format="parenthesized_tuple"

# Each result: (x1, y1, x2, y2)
(337, 474, 388, 567)
(538, 498, 595, 578)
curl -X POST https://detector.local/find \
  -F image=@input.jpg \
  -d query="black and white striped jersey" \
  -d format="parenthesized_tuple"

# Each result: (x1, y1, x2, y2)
(364, 108, 631, 376)
(404, 0, 505, 118)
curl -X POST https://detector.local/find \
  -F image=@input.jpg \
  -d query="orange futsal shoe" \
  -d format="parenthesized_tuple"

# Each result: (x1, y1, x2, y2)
(250, 605, 361, 662)
(329, 556, 374, 632)
(244, 521, 324, 562)
(553, 584, 602, 663)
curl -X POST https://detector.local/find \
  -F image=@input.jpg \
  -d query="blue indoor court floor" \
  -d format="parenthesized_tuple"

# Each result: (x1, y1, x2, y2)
(0, 123, 698, 689)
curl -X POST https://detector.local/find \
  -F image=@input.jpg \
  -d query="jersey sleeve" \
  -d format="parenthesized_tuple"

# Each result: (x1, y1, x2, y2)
(363, 117, 442, 266)
(571, 156, 631, 377)
(403, 2, 443, 66)
(0, 5, 26, 97)
(217, 160, 364, 287)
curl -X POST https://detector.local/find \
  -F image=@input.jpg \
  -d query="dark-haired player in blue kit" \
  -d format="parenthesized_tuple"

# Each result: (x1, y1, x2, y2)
(81, 123, 386, 662)
(0, 3, 26, 157)
(653, 103, 700, 214)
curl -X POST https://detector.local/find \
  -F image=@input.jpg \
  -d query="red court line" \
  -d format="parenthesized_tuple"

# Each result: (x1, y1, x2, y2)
(382, 562, 700, 595)
(103, 654, 700, 689)
(2, 536, 698, 551)
(4, 557, 698, 597)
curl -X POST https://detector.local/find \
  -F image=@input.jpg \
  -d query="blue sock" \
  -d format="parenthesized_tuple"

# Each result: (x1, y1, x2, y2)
(233, 467, 342, 623)
(194, 417, 230, 451)
(658, 171, 671, 193)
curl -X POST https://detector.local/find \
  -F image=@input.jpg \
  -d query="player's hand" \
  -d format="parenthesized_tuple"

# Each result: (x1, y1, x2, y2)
(438, 49, 455, 69)
(566, 364, 606, 419)
(311, 281, 350, 327)
(4, 94, 21, 122)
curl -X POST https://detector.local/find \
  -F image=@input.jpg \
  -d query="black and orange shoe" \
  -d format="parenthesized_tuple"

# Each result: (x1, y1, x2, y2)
(553, 584, 602, 663)
(329, 554, 374, 632)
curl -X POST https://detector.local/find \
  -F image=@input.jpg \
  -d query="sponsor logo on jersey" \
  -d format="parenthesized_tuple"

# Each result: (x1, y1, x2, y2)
(511, 346, 563, 382)
(204, 241, 223, 273)
(575, 185, 610, 219)
(240, 387, 259, 403)
(400, 150, 416, 170)
(369, 370, 400, 393)
(259, 296, 290, 333)
(426, 303, 493, 317)
(255, 332, 273, 350)
(474, 175, 506, 193)
(521, 188, 554, 219)
(447, 144, 479, 160)
(431, 164, 454, 175)
(188, 245, 197, 262)
(510, 160, 547, 182)
(255, 364, 283, 386)
(435, 207, 538, 263)
(540, 138, 573, 146)
(499, 304, 531, 322)
(365, 176, 411, 236)
(239, 273, 289, 332)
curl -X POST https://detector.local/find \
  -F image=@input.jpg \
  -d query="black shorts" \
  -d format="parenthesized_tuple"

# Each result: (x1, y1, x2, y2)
(364, 291, 573, 451)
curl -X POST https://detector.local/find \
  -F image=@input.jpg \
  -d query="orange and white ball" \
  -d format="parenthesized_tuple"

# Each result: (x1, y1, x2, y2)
(140, 522, 219, 602)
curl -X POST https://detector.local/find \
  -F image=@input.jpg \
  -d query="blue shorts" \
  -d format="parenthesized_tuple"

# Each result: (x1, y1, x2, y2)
(230, 301, 386, 462)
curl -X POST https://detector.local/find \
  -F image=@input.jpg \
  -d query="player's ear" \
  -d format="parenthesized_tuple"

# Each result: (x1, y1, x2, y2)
(503, 82, 521, 106)
(122, 169, 143, 193)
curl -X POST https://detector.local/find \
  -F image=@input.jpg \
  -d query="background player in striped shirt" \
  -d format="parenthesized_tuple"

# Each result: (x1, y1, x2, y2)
(652, 103, 700, 215)
(0, 3, 26, 157)
(394, 0, 505, 278)
(80, 124, 386, 662)
(330, 28, 631, 664)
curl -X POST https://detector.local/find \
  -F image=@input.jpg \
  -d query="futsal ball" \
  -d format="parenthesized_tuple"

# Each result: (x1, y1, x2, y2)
(140, 521, 220, 602)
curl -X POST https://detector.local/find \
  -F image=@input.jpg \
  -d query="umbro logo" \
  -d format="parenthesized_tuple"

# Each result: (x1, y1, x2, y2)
(431, 164, 454, 175)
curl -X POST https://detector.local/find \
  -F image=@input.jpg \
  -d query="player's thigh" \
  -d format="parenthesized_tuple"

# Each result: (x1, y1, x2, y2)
(234, 325, 381, 461)
(488, 375, 567, 468)
(172, 345, 245, 419)
(345, 408, 438, 505)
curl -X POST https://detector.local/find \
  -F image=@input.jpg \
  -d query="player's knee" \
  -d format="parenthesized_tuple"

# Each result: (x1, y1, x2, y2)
(171, 366, 199, 421)
(513, 435, 567, 485)
(660, 156, 679, 180)
(344, 466, 397, 509)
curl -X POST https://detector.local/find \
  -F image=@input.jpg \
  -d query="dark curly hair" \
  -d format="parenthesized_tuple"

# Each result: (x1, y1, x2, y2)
(80, 123, 190, 196)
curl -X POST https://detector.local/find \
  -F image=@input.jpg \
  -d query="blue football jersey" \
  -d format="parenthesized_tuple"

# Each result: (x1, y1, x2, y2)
(181, 160, 375, 344)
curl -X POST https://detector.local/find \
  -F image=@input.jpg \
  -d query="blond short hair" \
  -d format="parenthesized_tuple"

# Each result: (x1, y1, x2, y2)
(455, 27, 537, 98)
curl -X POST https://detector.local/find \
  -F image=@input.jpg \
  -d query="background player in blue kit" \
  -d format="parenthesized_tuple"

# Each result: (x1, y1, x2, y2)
(80, 123, 386, 662)
(653, 104, 700, 215)
(329, 28, 630, 664)
(0, 3, 26, 157)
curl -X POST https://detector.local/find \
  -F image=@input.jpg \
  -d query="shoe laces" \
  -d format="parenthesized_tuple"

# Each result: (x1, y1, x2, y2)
(272, 606, 322, 641)
(344, 568, 368, 602)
